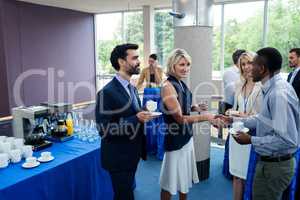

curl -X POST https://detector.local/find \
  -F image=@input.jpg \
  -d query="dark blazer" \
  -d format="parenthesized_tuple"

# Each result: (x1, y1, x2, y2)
(95, 77, 146, 172)
(287, 69, 300, 100)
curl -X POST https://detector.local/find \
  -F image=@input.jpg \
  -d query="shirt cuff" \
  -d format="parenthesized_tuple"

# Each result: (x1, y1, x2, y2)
(233, 117, 242, 122)
(251, 136, 261, 146)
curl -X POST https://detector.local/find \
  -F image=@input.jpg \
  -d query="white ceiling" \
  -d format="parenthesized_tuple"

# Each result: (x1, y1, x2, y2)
(16, 0, 264, 13)
(17, 0, 172, 13)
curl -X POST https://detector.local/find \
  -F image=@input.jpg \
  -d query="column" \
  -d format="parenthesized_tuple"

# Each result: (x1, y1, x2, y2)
(173, 0, 214, 181)
(142, 5, 155, 67)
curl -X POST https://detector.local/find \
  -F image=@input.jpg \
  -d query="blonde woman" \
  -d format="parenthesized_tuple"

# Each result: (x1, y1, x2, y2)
(228, 52, 262, 200)
(159, 49, 222, 200)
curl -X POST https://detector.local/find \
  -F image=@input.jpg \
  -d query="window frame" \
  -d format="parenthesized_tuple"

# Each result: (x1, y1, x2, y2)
(212, 0, 292, 79)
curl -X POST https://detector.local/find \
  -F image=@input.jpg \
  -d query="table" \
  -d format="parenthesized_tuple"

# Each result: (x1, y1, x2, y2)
(142, 88, 165, 160)
(0, 139, 113, 200)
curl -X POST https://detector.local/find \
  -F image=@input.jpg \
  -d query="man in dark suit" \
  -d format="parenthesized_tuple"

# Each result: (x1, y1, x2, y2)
(95, 43, 156, 200)
(288, 48, 300, 200)
(288, 48, 300, 99)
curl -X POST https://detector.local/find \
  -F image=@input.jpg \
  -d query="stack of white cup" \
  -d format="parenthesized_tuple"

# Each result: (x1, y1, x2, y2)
(22, 145, 33, 159)
(0, 136, 10, 168)
(0, 136, 32, 168)
(0, 153, 10, 168)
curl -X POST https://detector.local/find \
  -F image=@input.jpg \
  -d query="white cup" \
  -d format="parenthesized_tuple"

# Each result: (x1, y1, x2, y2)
(22, 145, 33, 158)
(2, 142, 11, 154)
(13, 138, 24, 149)
(0, 136, 7, 142)
(0, 141, 3, 153)
(25, 156, 37, 165)
(0, 153, 10, 168)
(41, 151, 52, 159)
(10, 149, 22, 163)
(232, 121, 245, 132)
(146, 100, 157, 112)
(5, 137, 15, 147)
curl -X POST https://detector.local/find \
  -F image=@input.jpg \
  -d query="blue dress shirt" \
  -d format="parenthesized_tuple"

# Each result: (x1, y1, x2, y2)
(236, 73, 300, 157)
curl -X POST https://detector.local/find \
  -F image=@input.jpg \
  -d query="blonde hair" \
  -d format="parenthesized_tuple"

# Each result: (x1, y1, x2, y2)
(237, 51, 256, 80)
(166, 48, 192, 76)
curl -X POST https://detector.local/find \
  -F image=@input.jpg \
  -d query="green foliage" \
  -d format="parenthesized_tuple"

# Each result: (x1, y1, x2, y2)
(97, 1, 300, 74)
(213, 0, 300, 72)
(267, 0, 300, 72)
(97, 40, 122, 74)
(97, 12, 144, 74)
(124, 12, 144, 64)
(154, 11, 174, 68)
(96, 10, 174, 75)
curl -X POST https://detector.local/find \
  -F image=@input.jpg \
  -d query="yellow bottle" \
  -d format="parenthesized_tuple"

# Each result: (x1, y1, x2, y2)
(66, 113, 74, 136)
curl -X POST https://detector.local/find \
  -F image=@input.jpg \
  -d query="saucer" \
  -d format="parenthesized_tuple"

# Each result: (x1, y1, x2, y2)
(0, 164, 9, 168)
(22, 161, 40, 169)
(37, 156, 54, 163)
(229, 127, 249, 135)
(150, 112, 162, 116)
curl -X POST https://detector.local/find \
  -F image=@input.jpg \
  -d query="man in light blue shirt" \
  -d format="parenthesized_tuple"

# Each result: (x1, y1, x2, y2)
(220, 47, 299, 200)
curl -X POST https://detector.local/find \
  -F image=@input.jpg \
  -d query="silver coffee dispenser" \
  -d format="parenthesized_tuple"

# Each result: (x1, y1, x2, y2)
(12, 106, 50, 139)
(12, 106, 53, 151)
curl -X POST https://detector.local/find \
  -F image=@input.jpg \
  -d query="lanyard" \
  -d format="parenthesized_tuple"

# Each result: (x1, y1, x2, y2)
(243, 86, 253, 113)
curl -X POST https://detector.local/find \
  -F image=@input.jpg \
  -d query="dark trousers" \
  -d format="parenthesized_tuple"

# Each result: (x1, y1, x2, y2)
(109, 170, 135, 200)
(253, 158, 296, 200)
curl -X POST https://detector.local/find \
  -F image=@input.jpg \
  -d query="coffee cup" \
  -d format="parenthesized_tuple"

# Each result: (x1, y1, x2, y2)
(10, 149, 22, 163)
(146, 100, 157, 112)
(0, 153, 10, 168)
(0, 136, 7, 142)
(41, 151, 52, 159)
(5, 137, 15, 147)
(22, 145, 33, 158)
(232, 121, 245, 132)
(1, 142, 11, 154)
(0, 141, 3, 153)
(13, 138, 24, 149)
(25, 156, 37, 165)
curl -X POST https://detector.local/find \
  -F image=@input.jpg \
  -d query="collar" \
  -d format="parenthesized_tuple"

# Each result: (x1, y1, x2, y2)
(261, 73, 281, 95)
(115, 73, 130, 88)
(293, 67, 300, 74)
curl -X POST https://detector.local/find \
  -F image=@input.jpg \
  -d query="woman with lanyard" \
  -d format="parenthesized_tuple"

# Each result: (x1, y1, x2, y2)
(227, 52, 262, 200)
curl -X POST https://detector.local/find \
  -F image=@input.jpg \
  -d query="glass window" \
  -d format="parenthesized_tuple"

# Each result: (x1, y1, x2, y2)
(268, 0, 300, 72)
(223, 1, 264, 69)
(124, 11, 144, 64)
(95, 11, 144, 90)
(96, 13, 122, 75)
(154, 9, 174, 68)
(212, 5, 222, 72)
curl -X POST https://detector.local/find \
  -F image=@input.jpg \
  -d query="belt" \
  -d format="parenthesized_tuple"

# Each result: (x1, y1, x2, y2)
(259, 154, 294, 162)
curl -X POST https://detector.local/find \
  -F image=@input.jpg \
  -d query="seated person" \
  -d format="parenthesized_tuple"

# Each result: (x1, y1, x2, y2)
(136, 54, 164, 90)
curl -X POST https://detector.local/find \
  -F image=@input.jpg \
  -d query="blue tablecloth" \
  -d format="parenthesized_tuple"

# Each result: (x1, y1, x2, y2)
(222, 135, 232, 180)
(142, 87, 165, 160)
(0, 139, 113, 200)
(243, 147, 257, 200)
